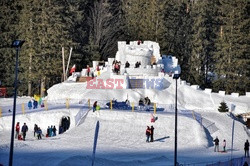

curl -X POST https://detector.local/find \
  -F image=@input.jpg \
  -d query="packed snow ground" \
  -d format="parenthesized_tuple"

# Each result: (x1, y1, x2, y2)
(0, 96, 249, 166)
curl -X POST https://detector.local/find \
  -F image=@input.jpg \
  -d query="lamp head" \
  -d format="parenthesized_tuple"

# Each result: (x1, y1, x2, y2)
(12, 40, 25, 48)
(173, 74, 180, 79)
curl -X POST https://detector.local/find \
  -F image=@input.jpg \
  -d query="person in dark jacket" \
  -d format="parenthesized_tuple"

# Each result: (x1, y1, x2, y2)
(21, 123, 28, 141)
(150, 126, 154, 142)
(34, 124, 38, 137)
(213, 136, 219, 152)
(37, 127, 42, 139)
(125, 61, 130, 68)
(93, 101, 97, 112)
(47, 126, 50, 137)
(245, 139, 249, 158)
(146, 126, 151, 143)
(52, 126, 57, 136)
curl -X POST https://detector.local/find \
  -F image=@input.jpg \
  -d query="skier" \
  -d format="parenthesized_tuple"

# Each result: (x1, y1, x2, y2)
(150, 126, 154, 142)
(245, 139, 249, 158)
(93, 101, 97, 112)
(15, 122, 20, 139)
(213, 136, 219, 152)
(47, 126, 50, 137)
(21, 123, 28, 141)
(222, 139, 226, 152)
(145, 126, 151, 143)
(28, 100, 32, 110)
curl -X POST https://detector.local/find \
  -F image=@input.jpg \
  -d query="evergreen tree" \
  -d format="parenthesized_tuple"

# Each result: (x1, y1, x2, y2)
(218, 101, 229, 112)
(213, 0, 250, 94)
(187, 0, 219, 88)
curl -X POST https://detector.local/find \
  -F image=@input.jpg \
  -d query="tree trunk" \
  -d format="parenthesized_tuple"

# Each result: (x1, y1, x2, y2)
(28, 53, 32, 96)
(40, 76, 46, 97)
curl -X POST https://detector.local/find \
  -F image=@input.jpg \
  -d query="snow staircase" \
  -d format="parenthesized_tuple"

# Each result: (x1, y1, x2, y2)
(128, 79, 144, 89)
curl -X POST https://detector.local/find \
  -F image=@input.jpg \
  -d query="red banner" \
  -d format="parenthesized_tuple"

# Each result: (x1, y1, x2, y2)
(0, 87, 7, 97)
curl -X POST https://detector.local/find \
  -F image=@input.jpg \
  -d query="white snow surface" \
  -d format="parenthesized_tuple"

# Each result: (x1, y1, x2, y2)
(1, 71, 250, 165)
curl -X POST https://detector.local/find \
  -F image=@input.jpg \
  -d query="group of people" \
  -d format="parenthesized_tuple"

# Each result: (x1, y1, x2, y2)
(15, 122, 28, 141)
(60, 116, 70, 134)
(47, 125, 57, 137)
(34, 124, 43, 139)
(135, 61, 141, 68)
(146, 125, 154, 142)
(213, 136, 250, 158)
(138, 97, 151, 111)
(28, 99, 44, 110)
(28, 100, 38, 109)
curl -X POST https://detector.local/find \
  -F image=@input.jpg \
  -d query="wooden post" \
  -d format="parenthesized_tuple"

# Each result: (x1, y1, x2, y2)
(44, 100, 48, 111)
(66, 98, 69, 109)
(110, 100, 112, 110)
(132, 102, 134, 112)
(192, 111, 196, 120)
(88, 99, 90, 109)
(154, 103, 156, 114)
(65, 47, 73, 78)
(0, 107, 2, 117)
(21, 103, 25, 114)
(62, 47, 66, 81)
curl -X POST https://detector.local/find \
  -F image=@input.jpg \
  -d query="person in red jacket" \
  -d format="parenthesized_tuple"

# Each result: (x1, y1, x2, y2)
(146, 126, 151, 143)
(15, 122, 20, 139)
(87, 65, 90, 76)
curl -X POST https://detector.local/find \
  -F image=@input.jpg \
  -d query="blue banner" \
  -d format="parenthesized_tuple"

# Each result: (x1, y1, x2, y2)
(92, 121, 100, 166)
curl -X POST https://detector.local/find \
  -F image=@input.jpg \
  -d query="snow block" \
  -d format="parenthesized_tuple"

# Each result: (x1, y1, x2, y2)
(158, 72, 164, 77)
(231, 93, 239, 97)
(245, 92, 250, 97)
(219, 91, 225, 96)
(204, 88, 212, 94)
(191, 85, 199, 90)
(181, 81, 186, 85)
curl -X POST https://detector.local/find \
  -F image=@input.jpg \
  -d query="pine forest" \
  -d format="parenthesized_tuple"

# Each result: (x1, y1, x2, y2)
(0, 0, 249, 96)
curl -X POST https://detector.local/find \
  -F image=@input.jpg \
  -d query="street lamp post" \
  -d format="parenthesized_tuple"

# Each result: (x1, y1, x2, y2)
(9, 40, 25, 166)
(173, 73, 180, 166)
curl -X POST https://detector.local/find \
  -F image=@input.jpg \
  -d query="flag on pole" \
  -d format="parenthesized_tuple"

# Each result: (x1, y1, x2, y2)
(69, 64, 76, 75)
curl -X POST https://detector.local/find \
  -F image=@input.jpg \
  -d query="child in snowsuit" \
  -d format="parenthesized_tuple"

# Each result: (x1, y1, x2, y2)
(28, 100, 32, 110)
(37, 127, 42, 139)
(222, 139, 226, 152)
